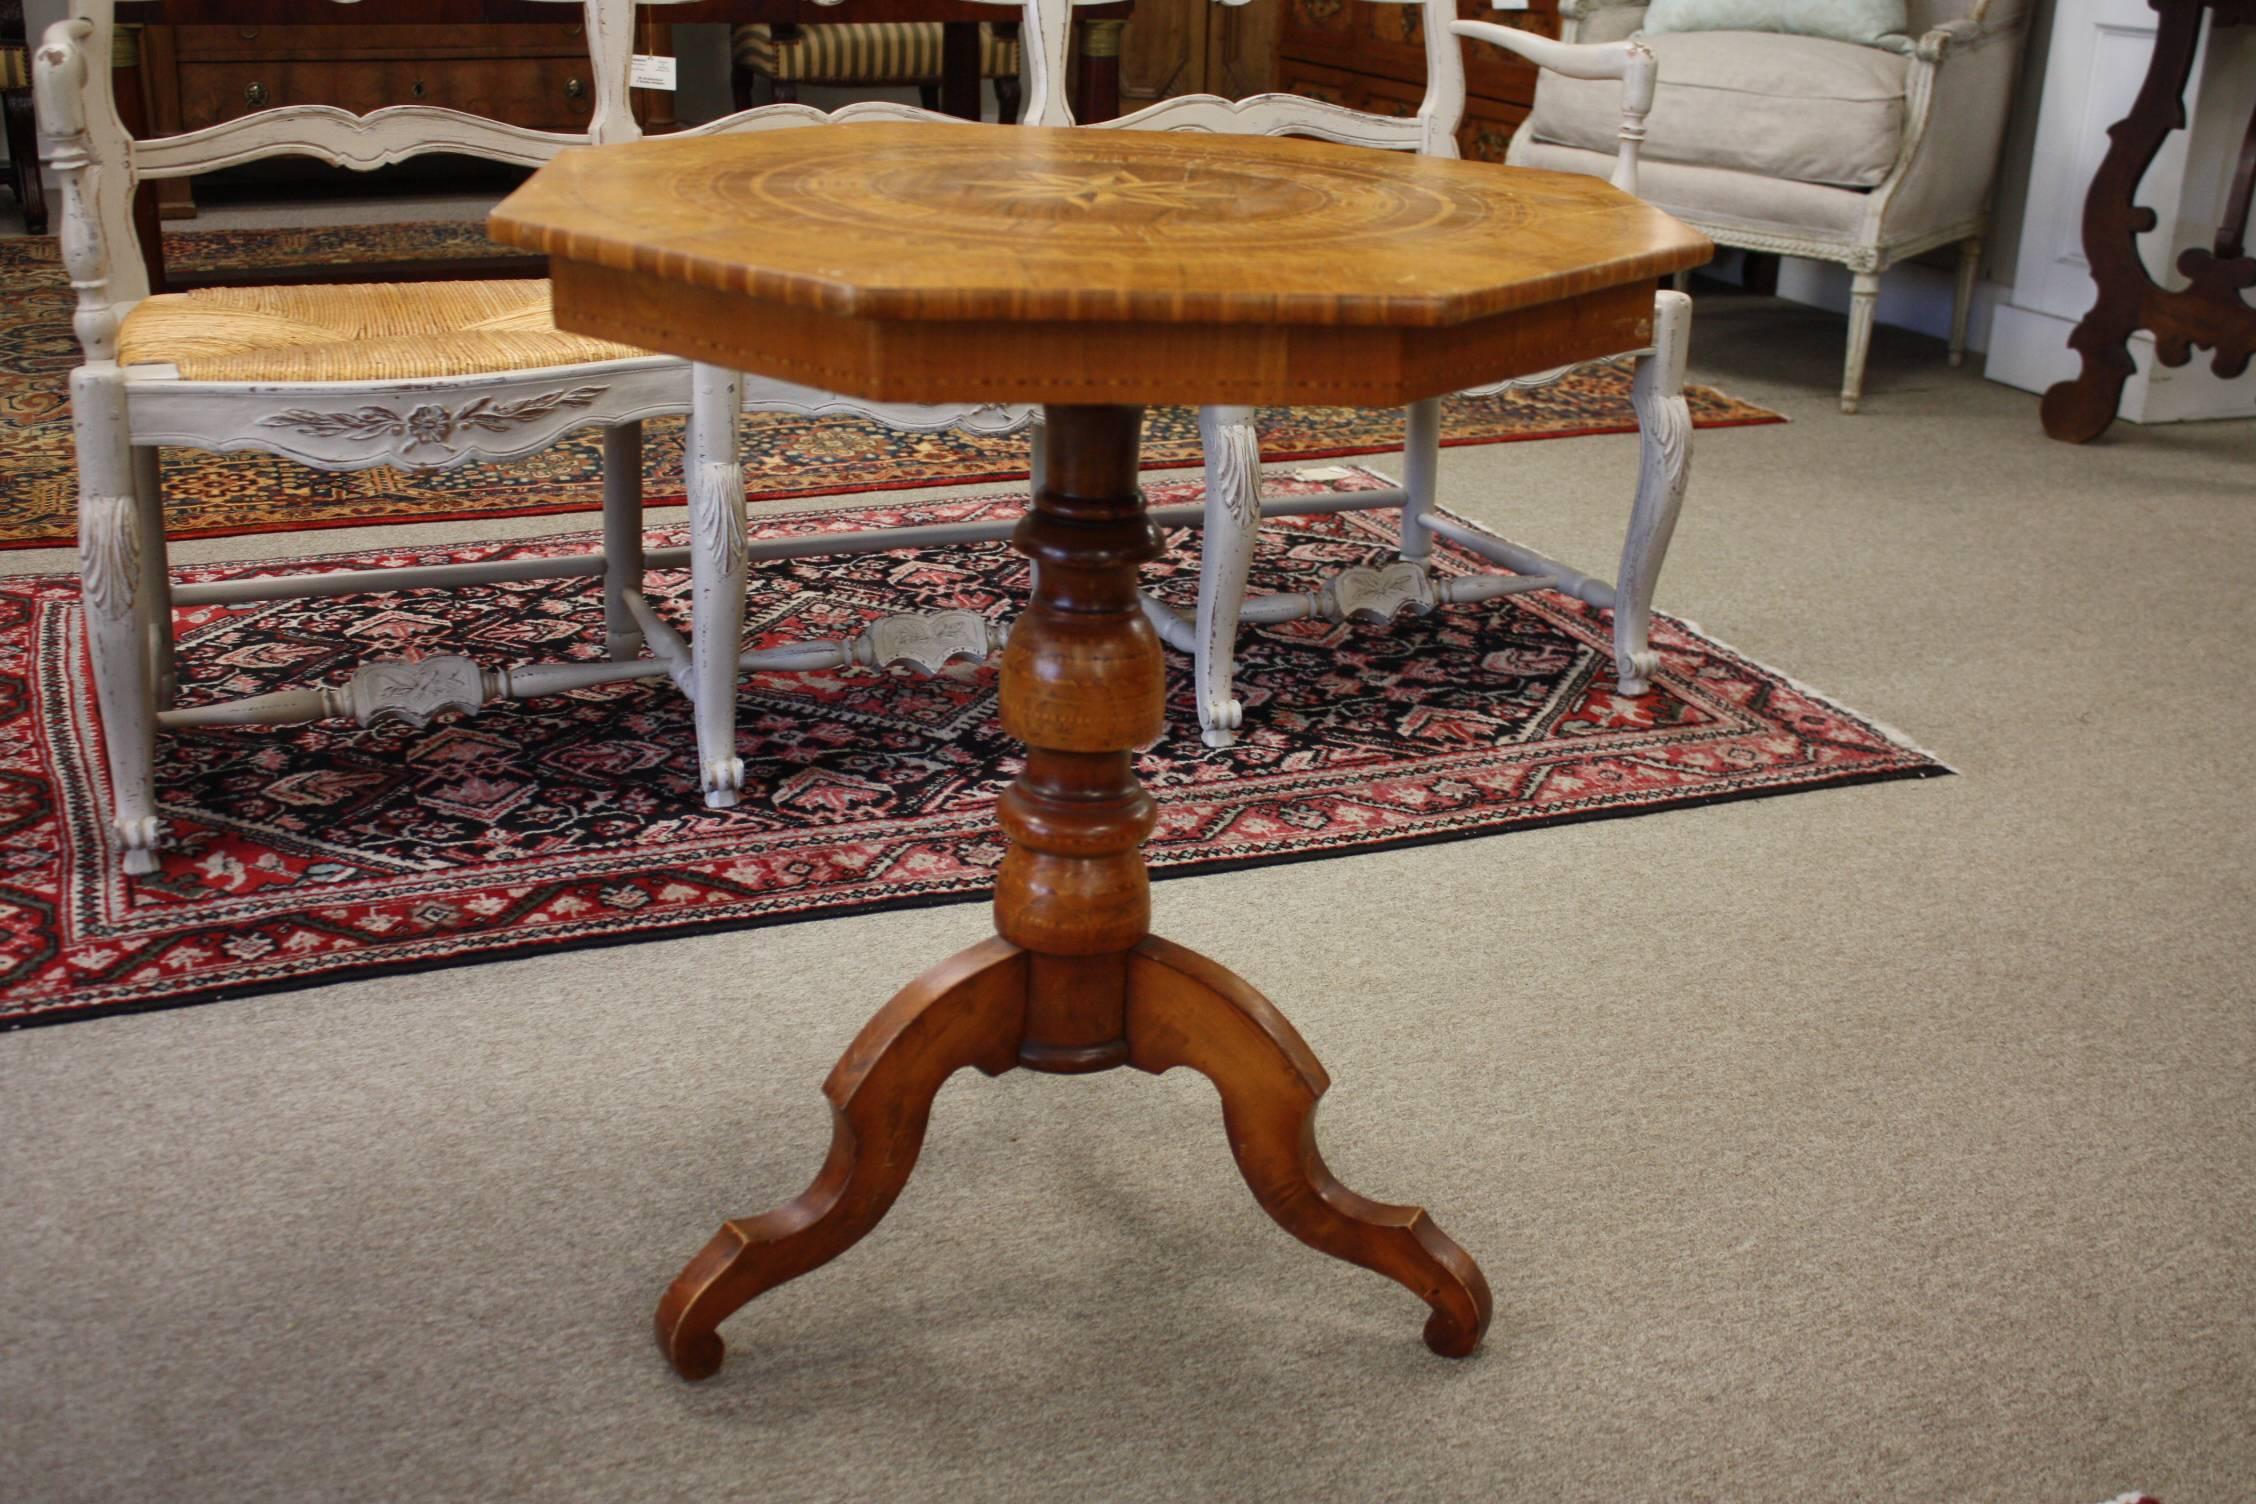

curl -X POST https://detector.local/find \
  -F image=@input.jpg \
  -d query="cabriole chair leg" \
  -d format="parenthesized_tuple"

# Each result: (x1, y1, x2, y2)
(1612, 290, 1692, 695)
(77, 371, 162, 875)
(1191, 405, 1259, 749)
(686, 366, 748, 809)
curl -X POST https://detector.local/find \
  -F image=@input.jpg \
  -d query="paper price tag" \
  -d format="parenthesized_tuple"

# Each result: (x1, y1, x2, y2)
(630, 54, 678, 90)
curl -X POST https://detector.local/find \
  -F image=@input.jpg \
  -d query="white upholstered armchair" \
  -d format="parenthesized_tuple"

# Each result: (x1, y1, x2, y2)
(1510, 0, 2031, 411)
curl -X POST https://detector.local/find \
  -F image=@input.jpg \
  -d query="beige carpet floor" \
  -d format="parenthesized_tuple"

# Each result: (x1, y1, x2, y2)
(3, 288, 2251, 1504)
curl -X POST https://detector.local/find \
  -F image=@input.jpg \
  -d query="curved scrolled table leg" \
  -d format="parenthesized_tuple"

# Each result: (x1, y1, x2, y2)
(655, 939, 1029, 1381)
(1124, 936, 1493, 1357)
(2039, 0, 2254, 443)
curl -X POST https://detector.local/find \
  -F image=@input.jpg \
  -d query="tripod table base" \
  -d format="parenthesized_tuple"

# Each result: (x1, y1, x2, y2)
(654, 935, 1493, 1381)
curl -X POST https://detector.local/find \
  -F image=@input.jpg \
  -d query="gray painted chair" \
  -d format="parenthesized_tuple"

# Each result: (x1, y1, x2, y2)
(1510, 0, 2030, 411)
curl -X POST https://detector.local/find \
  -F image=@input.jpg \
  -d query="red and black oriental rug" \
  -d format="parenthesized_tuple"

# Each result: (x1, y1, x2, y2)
(0, 469, 1944, 1029)
(0, 226, 1783, 549)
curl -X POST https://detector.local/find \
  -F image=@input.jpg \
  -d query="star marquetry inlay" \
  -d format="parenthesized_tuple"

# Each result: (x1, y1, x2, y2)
(969, 168, 1233, 211)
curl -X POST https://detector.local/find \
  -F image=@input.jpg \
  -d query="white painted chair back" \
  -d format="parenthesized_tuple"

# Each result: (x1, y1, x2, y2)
(31, 0, 1081, 878)
(1103, 0, 1465, 158)
(39, 0, 629, 312)
(1097, 6, 1692, 752)
(38, 0, 1070, 320)
(1095, 4, 1652, 181)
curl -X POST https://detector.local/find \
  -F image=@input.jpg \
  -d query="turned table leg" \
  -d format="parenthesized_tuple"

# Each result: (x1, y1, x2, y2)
(653, 405, 1490, 1380)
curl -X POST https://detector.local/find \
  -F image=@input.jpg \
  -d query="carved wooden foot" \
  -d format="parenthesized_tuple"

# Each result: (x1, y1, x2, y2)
(656, 927, 1490, 1381)
(1126, 936, 1492, 1357)
(654, 939, 1028, 1381)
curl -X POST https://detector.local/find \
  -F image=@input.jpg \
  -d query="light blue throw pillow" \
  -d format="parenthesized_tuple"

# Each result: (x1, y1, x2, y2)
(1642, 0, 1913, 52)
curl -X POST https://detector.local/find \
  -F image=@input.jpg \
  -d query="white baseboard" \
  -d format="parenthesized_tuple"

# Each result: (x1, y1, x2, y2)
(1770, 257, 2004, 356)
(1984, 303, 2082, 394)
(1734, 251, 2256, 426)
(1985, 298, 2256, 425)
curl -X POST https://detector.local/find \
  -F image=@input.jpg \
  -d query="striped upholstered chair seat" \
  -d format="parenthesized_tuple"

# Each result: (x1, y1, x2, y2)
(730, 21, 1019, 83)
(115, 280, 645, 383)
(1, 43, 30, 90)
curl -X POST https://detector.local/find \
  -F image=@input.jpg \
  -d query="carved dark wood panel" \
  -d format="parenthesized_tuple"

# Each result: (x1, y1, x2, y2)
(2041, 0, 2256, 442)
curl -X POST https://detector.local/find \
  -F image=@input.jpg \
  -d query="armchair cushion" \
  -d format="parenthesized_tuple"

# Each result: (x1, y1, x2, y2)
(731, 22, 1020, 83)
(1523, 31, 1908, 189)
(116, 280, 645, 382)
(1644, 0, 1910, 51)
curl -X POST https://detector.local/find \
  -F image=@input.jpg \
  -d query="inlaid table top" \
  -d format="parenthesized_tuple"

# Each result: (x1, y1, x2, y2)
(490, 123, 1712, 406)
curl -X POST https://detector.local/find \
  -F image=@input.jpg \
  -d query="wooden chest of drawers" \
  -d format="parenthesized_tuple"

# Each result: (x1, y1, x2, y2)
(141, 21, 600, 214)
(1275, 0, 1559, 162)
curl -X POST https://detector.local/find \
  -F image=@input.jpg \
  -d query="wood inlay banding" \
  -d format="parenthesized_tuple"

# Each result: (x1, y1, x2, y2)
(494, 123, 1708, 328)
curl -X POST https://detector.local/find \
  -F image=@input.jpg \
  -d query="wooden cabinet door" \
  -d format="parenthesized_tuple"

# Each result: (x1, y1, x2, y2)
(1458, 97, 1530, 163)
(1118, 0, 1279, 109)
(176, 56, 597, 131)
(1117, 0, 1206, 109)
(170, 24, 596, 133)
(1275, 0, 1560, 109)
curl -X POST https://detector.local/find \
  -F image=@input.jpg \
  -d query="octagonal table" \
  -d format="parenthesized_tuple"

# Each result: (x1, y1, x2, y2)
(491, 122, 1710, 1381)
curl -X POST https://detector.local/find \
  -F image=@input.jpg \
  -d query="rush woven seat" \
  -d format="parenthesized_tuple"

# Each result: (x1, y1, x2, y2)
(116, 278, 647, 382)
(730, 21, 1019, 83)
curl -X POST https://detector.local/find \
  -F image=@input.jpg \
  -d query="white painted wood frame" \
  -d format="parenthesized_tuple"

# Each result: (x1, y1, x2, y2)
(35, 0, 1082, 877)
(1103, 7, 1693, 747)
